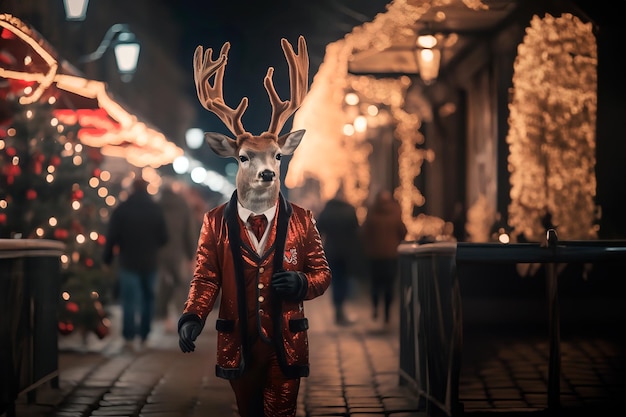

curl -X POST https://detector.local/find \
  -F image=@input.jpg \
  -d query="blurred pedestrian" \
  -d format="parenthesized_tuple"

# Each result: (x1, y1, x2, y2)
(451, 201, 467, 242)
(361, 190, 407, 324)
(103, 178, 168, 351)
(155, 180, 198, 332)
(317, 185, 361, 325)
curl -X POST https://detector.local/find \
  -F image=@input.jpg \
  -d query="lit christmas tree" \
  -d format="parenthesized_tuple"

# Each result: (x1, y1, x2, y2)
(0, 85, 112, 340)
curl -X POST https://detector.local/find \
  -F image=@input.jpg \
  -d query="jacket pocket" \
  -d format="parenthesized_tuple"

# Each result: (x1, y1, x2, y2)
(216, 318, 235, 333)
(288, 317, 309, 333)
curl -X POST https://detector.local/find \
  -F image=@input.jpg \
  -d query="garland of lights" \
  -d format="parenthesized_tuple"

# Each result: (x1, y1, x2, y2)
(0, 13, 182, 169)
(290, 0, 485, 237)
(392, 105, 444, 239)
(345, 75, 408, 223)
(506, 13, 597, 241)
(291, 1, 598, 243)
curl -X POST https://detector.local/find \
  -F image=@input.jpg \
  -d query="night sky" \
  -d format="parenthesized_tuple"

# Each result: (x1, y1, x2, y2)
(160, 0, 390, 136)
(151, 0, 389, 183)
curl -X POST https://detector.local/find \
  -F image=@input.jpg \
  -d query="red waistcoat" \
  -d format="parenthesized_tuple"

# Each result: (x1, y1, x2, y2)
(181, 192, 331, 379)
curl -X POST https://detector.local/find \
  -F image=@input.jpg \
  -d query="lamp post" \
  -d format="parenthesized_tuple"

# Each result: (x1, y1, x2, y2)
(79, 24, 141, 83)
(415, 32, 441, 85)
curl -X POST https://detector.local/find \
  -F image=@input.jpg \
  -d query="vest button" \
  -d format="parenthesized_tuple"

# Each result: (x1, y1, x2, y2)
(259, 267, 265, 273)
(258, 283, 264, 289)
(258, 296, 265, 302)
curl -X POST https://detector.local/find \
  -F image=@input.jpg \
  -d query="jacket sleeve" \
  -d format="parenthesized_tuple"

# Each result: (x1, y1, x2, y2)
(301, 211, 332, 300)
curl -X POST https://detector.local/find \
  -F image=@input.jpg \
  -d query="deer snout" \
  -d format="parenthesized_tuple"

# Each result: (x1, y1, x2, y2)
(259, 170, 276, 182)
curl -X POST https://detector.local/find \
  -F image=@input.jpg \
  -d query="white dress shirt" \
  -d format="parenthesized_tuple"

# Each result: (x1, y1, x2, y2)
(237, 202, 277, 254)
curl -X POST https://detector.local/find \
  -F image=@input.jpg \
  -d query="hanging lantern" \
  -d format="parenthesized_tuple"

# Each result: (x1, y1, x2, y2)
(63, 0, 90, 21)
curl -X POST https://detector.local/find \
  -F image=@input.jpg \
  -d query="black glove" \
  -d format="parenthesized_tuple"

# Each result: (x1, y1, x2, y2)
(179, 321, 202, 353)
(272, 270, 307, 300)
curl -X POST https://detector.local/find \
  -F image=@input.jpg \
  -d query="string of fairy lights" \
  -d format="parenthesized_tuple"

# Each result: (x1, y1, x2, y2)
(290, 3, 599, 243)
(506, 13, 598, 241)
(1, 110, 113, 263)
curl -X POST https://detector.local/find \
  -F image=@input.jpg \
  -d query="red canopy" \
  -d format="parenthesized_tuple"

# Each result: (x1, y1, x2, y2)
(0, 13, 182, 168)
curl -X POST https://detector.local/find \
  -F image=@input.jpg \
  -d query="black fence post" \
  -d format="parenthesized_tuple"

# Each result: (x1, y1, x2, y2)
(0, 239, 65, 416)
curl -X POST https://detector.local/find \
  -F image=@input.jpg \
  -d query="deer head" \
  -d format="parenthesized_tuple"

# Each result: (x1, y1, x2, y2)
(193, 36, 309, 214)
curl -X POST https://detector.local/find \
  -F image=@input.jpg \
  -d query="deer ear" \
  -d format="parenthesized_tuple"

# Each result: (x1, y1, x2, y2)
(277, 129, 305, 155)
(205, 132, 238, 158)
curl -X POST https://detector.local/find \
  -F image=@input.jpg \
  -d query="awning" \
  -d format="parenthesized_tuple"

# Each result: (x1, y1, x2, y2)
(0, 13, 182, 168)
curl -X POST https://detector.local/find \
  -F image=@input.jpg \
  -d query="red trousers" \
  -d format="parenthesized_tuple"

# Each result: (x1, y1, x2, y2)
(229, 338, 300, 417)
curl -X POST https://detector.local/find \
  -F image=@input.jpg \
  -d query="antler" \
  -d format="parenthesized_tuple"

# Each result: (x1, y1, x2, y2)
(193, 42, 248, 136)
(264, 35, 309, 136)
(194, 36, 309, 138)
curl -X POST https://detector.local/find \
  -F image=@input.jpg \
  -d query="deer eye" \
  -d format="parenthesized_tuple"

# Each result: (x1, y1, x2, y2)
(275, 153, 282, 161)
(239, 155, 249, 163)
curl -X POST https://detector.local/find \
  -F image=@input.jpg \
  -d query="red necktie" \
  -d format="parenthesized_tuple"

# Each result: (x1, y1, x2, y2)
(248, 214, 268, 241)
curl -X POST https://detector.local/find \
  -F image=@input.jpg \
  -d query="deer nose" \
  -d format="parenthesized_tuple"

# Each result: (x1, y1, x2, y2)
(259, 170, 275, 182)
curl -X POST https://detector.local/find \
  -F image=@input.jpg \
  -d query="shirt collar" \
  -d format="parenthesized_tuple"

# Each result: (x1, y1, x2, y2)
(237, 201, 277, 224)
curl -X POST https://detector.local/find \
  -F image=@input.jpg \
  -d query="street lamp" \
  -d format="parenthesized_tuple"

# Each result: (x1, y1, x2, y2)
(414, 32, 441, 85)
(79, 24, 140, 82)
(413, 26, 458, 85)
(63, 0, 90, 21)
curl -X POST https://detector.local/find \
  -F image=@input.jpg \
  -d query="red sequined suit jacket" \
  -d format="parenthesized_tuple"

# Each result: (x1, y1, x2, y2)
(179, 191, 331, 379)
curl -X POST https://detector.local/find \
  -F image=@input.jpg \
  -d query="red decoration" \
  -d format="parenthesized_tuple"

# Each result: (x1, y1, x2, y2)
(72, 189, 84, 201)
(26, 189, 37, 200)
(97, 235, 106, 245)
(3, 164, 21, 185)
(53, 228, 68, 240)
(94, 321, 110, 339)
(49, 155, 61, 166)
(32, 153, 45, 174)
(1, 28, 16, 40)
(0, 213, 6, 224)
(58, 321, 75, 335)
(93, 168, 101, 177)
(65, 301, 79, 313)
(85, 258, 94, 267)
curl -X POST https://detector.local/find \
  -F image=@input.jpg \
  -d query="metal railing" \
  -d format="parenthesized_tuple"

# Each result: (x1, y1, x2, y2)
(0, 239, 65, 417)
(457, 230, 626, 411)
(398, 230, 626, 416)
(398, 241, 459, 416)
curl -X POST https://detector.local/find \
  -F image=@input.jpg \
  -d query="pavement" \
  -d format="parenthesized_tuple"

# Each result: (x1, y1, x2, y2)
(4, 283, 626, 417)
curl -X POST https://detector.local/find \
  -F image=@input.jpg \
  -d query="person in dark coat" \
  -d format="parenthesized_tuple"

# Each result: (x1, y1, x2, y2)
(155, 180, 198, 331)
(316, 186, 361, 325)
(103, 178, 168, 351)
(361, 190, 407, 324)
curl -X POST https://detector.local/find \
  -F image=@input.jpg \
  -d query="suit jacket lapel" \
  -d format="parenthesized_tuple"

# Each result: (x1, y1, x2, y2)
(224, 191, 251, 360)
